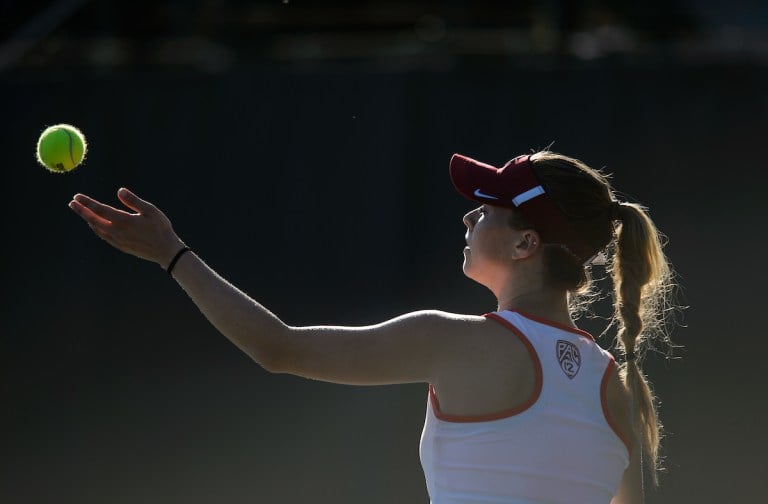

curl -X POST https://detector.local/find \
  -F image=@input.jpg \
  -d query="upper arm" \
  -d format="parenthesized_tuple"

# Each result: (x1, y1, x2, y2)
(611, 436, 644, 504)
(265, 310, 485, 386)
(608, 370, 644, 504)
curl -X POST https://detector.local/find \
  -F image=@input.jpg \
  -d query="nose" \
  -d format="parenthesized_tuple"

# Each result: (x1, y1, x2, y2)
(463, 208, 477, 229)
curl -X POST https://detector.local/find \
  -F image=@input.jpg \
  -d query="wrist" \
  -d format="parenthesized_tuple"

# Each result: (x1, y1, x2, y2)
(166, 245, 191, 275)
(159, 236, 187, 267)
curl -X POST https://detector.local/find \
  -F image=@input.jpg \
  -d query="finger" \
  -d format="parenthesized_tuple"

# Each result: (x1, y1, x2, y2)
(117, 187, 156, 215)
(88, 221, 112, 242)
(88, 222, 123, 251)
(69, 199, 113, 228)
(73, 193, 133, 222)
(71, 202, 123, 249)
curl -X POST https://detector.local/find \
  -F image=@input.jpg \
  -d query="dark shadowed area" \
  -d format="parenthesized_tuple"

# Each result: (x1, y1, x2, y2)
(2, 1, 767, 503)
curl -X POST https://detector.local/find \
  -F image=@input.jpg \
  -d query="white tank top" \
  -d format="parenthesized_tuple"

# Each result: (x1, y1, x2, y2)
(419, 310, 630, 504)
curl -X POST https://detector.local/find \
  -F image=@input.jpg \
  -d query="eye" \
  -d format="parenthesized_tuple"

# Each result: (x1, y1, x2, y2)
(478, 206, 487, 215)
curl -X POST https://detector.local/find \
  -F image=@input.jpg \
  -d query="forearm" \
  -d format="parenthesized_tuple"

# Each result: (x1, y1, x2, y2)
(168, 249, 289, 369)
(69, 190, 291, 368)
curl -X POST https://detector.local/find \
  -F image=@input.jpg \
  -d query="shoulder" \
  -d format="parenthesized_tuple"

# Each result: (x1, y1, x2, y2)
(388, 310, 509, 343)
(383, 310, 525, 360)
(408, 310, 532, 364)
(390, 309, 486, 327)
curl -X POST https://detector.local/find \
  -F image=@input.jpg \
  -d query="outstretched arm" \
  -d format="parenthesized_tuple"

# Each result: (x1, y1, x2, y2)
(69, 188, 482, 386)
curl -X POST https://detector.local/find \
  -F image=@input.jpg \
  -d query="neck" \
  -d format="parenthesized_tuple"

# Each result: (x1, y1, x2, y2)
(496, 286, 573, 327)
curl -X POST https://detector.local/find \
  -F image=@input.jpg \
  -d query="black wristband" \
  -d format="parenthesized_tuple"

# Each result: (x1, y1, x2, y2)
(167, 246, 191, 275)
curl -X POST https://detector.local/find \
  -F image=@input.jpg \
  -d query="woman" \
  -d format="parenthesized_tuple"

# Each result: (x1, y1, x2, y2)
(68, 150, 678, 504)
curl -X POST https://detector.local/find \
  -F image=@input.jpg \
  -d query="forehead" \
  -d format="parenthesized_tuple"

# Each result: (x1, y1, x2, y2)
(484, 204, 527, 228)
(481, 204, 513, 215)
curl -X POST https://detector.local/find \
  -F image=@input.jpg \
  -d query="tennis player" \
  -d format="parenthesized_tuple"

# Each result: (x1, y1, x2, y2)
(69, 150, 678, 504)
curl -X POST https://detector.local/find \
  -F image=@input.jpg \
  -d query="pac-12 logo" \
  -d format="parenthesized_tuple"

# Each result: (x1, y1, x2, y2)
(556, 340, 581, 379)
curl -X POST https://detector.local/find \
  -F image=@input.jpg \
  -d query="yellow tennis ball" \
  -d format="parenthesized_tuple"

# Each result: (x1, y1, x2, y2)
(36, 124, 88, 173)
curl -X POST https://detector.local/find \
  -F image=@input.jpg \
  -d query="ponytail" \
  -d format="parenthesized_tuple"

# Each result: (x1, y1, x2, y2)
(529, 150, 682, 486)
(611, 202, 675, 487)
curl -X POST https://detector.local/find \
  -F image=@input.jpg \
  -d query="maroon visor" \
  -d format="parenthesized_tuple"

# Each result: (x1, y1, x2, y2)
(450, 153, 595, 263)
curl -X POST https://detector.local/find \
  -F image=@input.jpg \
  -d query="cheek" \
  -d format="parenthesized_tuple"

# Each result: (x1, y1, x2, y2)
(462, 237, 513, 286)
(469, 229, 515, 266)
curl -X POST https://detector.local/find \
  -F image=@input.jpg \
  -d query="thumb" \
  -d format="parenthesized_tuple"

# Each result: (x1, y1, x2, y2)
(117, 187, 155, 214)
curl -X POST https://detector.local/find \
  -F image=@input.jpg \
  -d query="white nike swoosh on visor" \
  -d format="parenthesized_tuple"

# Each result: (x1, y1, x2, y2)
(473, 189, 499, 200)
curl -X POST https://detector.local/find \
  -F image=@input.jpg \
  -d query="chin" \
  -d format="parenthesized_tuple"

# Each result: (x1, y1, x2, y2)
(462, 261, 478, 281)
(462, 259, 497, 291)
(463, 250, 491, 285)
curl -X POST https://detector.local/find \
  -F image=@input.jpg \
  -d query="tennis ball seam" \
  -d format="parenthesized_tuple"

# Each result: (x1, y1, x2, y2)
(64, 128, 74, 168)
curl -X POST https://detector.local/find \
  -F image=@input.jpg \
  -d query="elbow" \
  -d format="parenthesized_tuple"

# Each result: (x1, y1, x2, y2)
(248, 327, 293, 374)
(257, 345, 287, 374)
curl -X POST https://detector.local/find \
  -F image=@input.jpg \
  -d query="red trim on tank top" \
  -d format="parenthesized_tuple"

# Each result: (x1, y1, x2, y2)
(501, 309, 595, 341)
(428, 313, 542, 423)
(600, 358, 633, 456)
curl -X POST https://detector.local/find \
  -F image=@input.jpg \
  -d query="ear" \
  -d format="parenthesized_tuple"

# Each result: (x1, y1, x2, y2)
(511, 229, 541, 259)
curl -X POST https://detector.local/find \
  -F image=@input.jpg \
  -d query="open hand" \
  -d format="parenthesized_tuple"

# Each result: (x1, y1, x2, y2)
(69, 188, 186, 268)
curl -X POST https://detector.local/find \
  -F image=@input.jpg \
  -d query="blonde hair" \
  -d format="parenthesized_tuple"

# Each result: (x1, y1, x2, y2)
(529, 150, 680, 486)
(610, 201, 675, 487)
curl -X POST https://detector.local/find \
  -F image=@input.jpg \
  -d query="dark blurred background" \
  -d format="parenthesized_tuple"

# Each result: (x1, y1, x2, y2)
(2, 1, 766, 502)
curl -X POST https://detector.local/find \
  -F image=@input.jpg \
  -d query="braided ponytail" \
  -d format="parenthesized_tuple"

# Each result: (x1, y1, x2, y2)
(611, 201, 675, 487)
